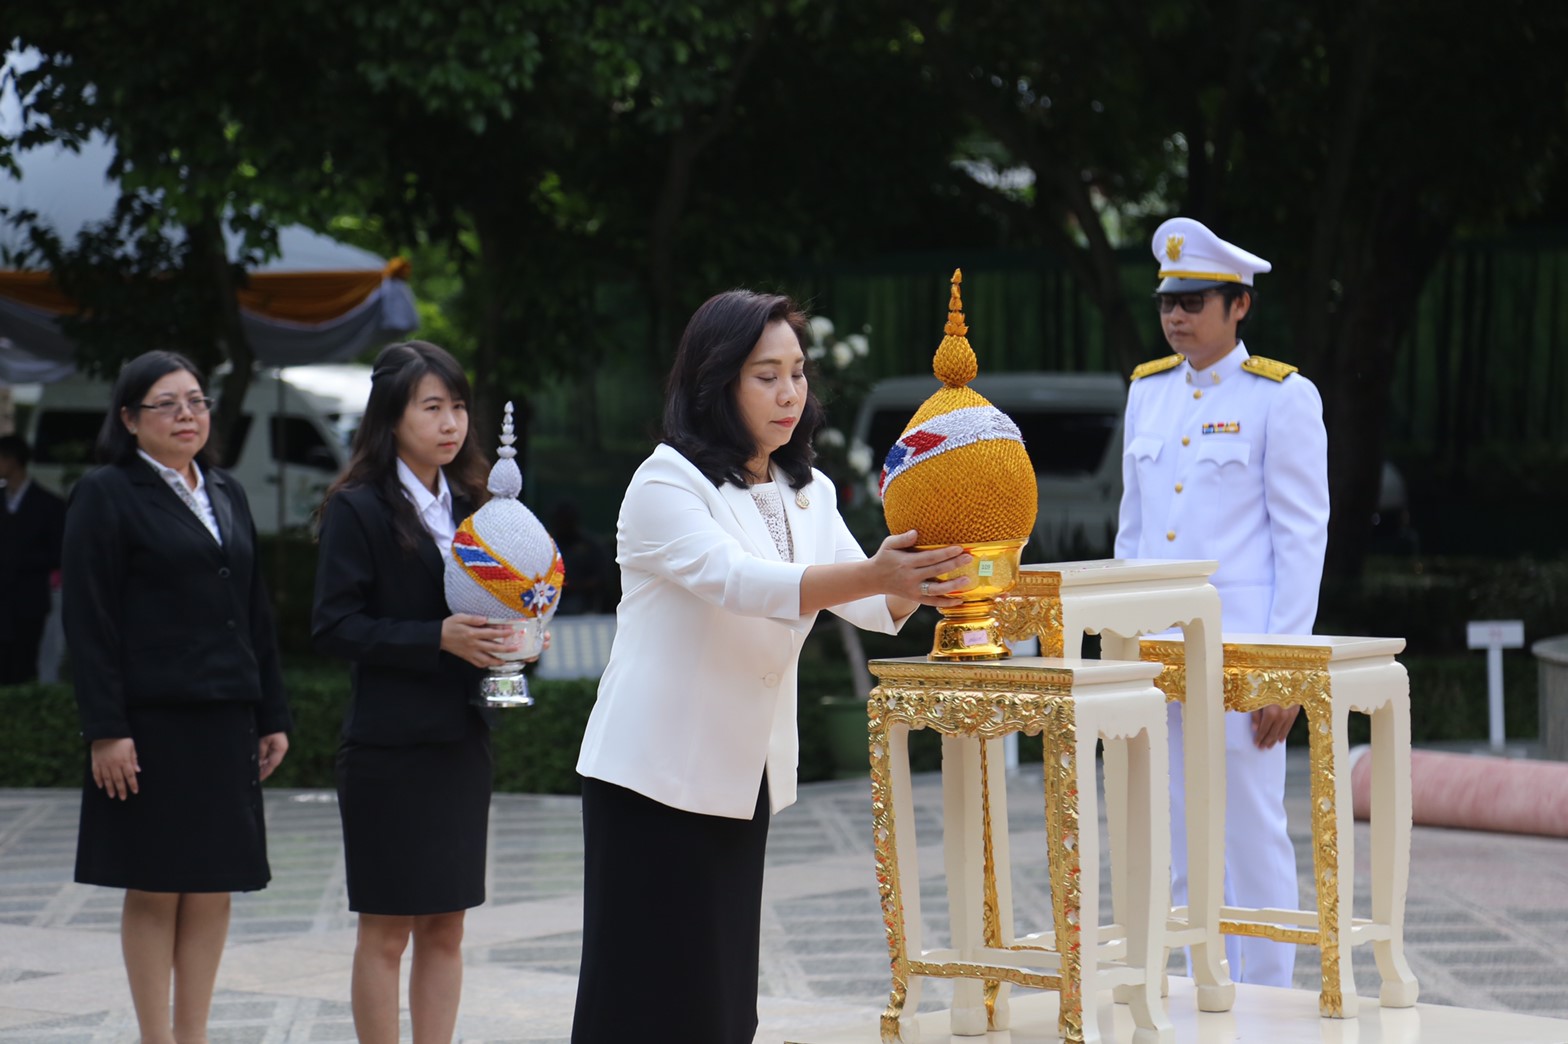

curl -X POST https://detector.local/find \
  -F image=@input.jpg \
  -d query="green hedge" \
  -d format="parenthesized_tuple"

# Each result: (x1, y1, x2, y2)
(0, 669, 599, 794)
(0, 681, 83, 788)
(11, 552, 1559, 791)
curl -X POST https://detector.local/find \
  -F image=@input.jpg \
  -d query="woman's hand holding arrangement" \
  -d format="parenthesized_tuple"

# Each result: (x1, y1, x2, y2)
(874, 530, 973, 606)
(441, 615, 553, 669)
(441, 614, 519, 669)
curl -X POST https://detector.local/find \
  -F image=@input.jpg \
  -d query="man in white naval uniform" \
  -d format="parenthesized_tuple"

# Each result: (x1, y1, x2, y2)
(1115, 216, 1329, 988)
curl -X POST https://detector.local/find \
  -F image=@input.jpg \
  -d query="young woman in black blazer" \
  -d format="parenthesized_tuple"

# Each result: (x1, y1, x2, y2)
(312, 340, 517, 1044)
(65, 351, 291, 1044)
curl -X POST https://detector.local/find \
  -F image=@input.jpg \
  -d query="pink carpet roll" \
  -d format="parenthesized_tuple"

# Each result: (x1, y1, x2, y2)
(1350, 747, 1568, 838)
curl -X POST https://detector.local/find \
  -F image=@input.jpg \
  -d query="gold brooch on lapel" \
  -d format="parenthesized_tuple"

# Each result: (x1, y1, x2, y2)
(795, 490, 811, 509)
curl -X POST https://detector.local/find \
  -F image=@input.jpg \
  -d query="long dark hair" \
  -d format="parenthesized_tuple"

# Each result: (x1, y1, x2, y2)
(661, 290, 824, 490)
(322, 340, 489, 551)
(95, 350, 216, 467)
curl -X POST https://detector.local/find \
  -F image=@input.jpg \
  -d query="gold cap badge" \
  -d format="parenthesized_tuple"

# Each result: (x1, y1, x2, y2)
(1165, 234, 1184, 262)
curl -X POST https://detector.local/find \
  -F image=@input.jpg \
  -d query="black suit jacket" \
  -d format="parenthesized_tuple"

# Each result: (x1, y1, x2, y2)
(62, 459, 290, 741)
(312, 482, 486, 746)
(0, 480, 65, 631)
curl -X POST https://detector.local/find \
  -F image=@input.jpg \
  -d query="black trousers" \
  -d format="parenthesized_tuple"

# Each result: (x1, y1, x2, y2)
(572, 774, 770, 1044)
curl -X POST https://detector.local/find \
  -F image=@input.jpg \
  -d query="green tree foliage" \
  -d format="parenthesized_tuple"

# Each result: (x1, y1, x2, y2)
(6, 1, 1567, 578)
(897, 0, 1568, 578)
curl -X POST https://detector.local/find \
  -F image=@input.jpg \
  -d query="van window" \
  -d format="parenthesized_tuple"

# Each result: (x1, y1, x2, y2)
(32, 410, 102, 465)
(1012, 411, 1119, 476)
(324, 412, 360, 450)
(270, 415, 337, 471)
(865, 408, 1119, 479)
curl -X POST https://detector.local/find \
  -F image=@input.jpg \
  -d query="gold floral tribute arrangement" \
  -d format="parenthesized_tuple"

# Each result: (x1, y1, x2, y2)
(879, 270, 1037, 659)
(444, 402, 565, 706)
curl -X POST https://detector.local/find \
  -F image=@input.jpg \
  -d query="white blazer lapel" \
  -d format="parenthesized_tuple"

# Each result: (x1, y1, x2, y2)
(778, 471, 820, 564)
(717, 480, 781, 561)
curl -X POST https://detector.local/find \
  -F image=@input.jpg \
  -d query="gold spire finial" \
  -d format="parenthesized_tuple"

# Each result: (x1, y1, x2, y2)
(934, 267, 978, 387)
(944, 269, 968, 338)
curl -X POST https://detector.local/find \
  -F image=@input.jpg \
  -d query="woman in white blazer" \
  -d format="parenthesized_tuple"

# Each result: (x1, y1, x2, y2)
(572, 290, 971, 1043)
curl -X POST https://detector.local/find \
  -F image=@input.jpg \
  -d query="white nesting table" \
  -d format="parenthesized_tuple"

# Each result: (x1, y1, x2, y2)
(1138, 633, 1420, 1018)
(867, 656, 1173, 1044)
(994, 559, 1234, 1013)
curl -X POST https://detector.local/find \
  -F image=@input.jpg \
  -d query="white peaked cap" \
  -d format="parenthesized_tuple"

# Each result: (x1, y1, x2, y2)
(1152, 216, 1271, 292)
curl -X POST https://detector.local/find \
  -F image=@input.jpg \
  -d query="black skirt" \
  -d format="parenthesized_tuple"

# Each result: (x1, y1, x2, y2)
(572, 775, 770, 1044)
(336, 715, 492, 915)
(76, 701, 270, 893)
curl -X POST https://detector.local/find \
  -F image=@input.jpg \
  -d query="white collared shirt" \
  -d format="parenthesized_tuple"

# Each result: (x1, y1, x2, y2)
(137, 449, 222, 544)
(4, 476, 31, 514)
(1114, 340, 1330, 634)
(396, 457, 455, 548)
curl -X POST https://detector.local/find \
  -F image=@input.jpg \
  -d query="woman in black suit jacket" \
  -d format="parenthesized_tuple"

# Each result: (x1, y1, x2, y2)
(64, 351, 291, 1044)
(312, 340, 517, 1044)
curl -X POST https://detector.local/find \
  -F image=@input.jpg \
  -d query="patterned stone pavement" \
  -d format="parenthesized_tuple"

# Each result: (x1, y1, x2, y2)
(1, 746, 1566, 1043)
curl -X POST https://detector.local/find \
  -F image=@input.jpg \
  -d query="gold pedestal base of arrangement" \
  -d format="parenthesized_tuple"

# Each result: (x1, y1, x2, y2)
(926, 537, 1028, 661)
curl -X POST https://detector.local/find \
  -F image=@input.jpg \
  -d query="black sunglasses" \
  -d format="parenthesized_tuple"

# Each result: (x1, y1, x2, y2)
(1154, 291, 1220, 315)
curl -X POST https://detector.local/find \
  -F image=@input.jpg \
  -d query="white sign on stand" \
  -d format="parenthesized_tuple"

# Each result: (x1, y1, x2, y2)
(1467, 619, 1525, 754)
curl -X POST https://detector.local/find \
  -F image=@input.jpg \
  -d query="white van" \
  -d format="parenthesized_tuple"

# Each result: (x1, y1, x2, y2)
(851, 371, 1128, 559)
(26, 364, 371, 533)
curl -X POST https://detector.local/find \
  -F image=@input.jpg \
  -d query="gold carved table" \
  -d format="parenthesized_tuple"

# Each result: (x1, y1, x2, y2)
(1139, 633, 1420, 1018)
(994, 559, 1234, 1012)
(867, 656, 1172, 1044)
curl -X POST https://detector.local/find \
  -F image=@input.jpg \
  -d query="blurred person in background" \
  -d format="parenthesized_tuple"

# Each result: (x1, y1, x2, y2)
(0, 433, 64, 684)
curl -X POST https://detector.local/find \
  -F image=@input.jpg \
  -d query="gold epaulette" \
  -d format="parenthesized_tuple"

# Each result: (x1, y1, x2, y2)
(1129, 354, 1184, 381)
(1241, 356, 1299, 382)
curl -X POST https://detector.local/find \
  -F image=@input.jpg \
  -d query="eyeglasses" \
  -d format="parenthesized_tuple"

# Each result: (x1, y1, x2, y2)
(1154, 291, 1219, 315)
(138, 396, 214, 417)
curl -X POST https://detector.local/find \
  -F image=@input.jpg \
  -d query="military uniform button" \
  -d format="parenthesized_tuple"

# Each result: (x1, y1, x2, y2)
(1166, 530, 1176, 541)
(1175, 483, 1183, 493)
(1193, 390, 1203, 399)
(218, 567, 230, 578)
(1181, 436, 1191, 446)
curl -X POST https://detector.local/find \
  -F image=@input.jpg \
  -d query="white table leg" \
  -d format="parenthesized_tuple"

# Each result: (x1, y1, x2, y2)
(1179, 607, 1235, 1011)
(942, 734, 989, 1036)
(1117, 710, 1175, 1043)
(1371, 669, 1420, 1008)
(1098, 631, 1137, 1008)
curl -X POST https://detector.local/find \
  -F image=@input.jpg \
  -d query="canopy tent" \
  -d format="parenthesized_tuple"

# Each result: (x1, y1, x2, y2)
(0, 135, 416, 384)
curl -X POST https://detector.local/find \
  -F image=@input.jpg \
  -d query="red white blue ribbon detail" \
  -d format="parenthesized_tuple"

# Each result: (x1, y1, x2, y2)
(879, 405, 1024, 496)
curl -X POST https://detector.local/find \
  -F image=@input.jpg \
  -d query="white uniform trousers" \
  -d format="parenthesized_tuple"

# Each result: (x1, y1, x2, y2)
(1167, 699, 1299, 987)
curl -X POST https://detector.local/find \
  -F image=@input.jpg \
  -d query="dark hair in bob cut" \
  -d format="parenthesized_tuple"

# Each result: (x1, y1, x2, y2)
(94, 350, 216, 468)
(322, 340, 490, 552)
(661, 289, 824, 491)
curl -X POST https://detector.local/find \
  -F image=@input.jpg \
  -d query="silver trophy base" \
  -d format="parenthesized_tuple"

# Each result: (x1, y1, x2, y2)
(477, 665, 535, 709)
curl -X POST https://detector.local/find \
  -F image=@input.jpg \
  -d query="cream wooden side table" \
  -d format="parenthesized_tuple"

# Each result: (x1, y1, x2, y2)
(994, 559, 1234, 1012)
(867, 656, 1173, 1044)
(1138, 633, 1420, 1018)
